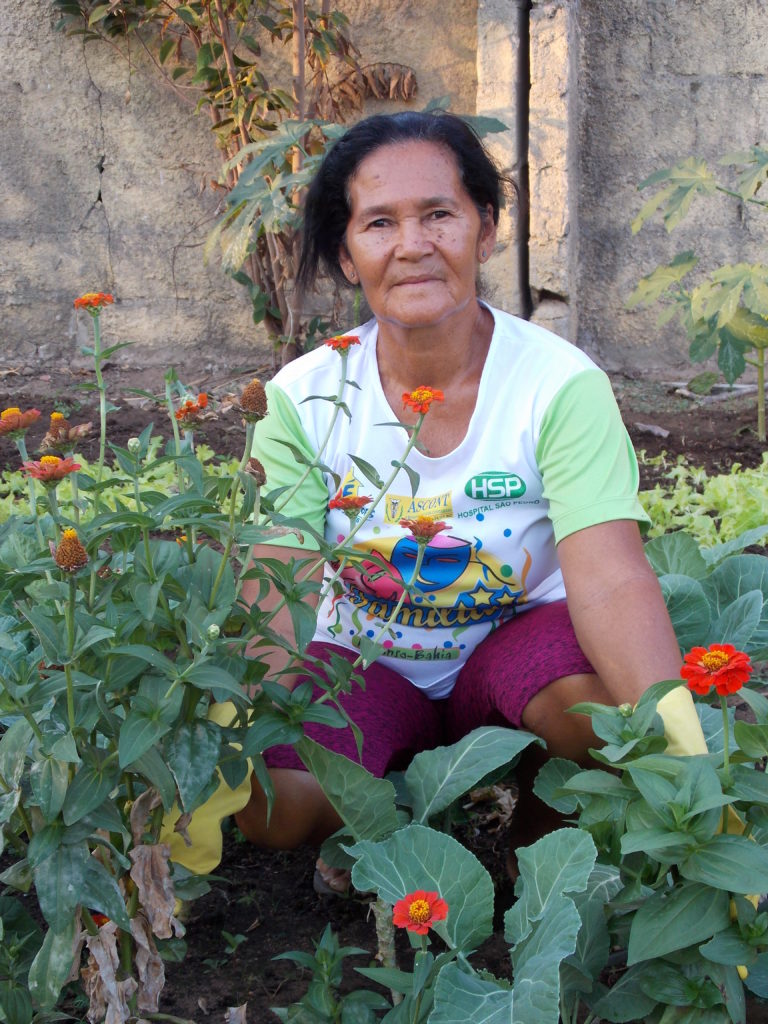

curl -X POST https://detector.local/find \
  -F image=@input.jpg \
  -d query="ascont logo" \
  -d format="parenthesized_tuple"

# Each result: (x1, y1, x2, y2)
(464, 472, 526, 501)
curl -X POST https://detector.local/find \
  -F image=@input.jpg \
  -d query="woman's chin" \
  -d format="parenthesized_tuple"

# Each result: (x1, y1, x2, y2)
(374, 295, 475, 331)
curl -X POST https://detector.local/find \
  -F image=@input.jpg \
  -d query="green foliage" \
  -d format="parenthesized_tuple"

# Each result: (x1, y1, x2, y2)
(629, 146, 768, 439)
(638, 452, 768, 546)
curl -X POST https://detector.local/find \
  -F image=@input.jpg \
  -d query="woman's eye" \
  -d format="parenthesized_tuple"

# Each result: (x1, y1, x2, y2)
(430, 210, 450, 220)
(368, 218, 390, 229)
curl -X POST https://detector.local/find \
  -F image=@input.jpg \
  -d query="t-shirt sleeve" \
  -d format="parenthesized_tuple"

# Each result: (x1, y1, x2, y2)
(535, 369, 651, 544)
(250, 381, 327, 549)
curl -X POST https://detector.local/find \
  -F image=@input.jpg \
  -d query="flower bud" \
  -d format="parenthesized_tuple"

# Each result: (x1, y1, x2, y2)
(206, 623, 221, 642)
(240, 378, 268, 422)
(54, 529, 89, 572)
(127, 437, 141, 454)
(618, 703, 633, 718)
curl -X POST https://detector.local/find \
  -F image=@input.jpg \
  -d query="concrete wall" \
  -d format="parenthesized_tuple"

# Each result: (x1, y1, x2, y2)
(574, 0, 768, 373)
(3, 0, 768, 379)
(0, 0, 478, 380)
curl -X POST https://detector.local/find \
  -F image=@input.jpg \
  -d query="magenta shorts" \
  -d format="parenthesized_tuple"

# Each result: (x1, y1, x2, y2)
(262, 599, 594, 778)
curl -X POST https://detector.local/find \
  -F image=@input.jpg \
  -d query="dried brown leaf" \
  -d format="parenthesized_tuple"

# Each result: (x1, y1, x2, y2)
(130, 913, 165, 1013)
(130, 788, 162, 845)
(82, 921, 138, 1024)
(174, 811, 193, 847)
(129, 843, 185, 940)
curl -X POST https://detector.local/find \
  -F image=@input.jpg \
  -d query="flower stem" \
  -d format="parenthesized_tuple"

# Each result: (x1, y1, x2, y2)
(272, 350, 351, 514)
(372, 897, 402, 1006)
(211, 422, 255, 606)
(92, 312, 108, 485)
(721, 693, 732, 810)
(64, 577, 77, 733)
(16, 437, 45, 548)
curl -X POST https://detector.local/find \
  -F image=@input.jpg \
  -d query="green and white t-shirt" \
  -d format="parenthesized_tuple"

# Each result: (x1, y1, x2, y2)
(252, 305, 649, 698)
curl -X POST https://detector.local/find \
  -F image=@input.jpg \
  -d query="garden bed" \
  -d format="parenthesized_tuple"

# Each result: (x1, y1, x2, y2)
(2, 360, 768, 1021)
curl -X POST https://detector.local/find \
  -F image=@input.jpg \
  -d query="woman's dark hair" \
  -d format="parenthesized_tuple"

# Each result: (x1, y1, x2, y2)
(297, 110, 508, 292)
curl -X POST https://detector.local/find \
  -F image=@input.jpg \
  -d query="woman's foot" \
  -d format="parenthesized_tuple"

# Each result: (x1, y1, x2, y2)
(313, 857, 351, 895)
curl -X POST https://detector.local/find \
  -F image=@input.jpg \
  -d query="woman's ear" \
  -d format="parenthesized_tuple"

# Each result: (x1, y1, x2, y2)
(338, 243, 358, 284)
(477, 204, 497, 263)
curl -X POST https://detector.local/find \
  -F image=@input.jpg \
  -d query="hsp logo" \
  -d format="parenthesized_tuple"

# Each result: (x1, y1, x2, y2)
(464, 472, 526, 501)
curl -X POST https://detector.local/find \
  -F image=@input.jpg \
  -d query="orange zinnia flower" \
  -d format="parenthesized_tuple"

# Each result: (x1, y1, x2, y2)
(329, 493, 372, 513)
(392, 890, 448, 935)
(0, 407, 41, 437)
(22, 455, 81, 483)
(74, 292, 114, 310)
(402, 386, 444, 415)
(681, 643, 753, 697)
(40, 412, 92, 452)
(329, 492, 373, 523)
(400, 517, 449, 542)
(175, 394, 209, 426)
(325, 334, 361, 351)
(54, 529, 89, 572)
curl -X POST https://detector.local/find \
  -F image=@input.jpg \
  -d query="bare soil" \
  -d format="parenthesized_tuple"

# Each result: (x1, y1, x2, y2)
(2, 362, 768, 1021)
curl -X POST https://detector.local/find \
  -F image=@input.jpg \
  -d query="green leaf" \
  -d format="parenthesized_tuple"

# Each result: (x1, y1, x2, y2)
(658, 574, 712, 651)
(532, 757, 581, 814)
(128, 746, 178, 810)
(506, 828, 597, 943)
(589, 963, 660, 1022)
(348, 456, 384, 490)
(718, 328, 748, 384)
(81, 856, 131, 930)
(62, 756, 121, 825)
(708, 588, 762, 648)
(645, 531, 709, 579)
(702, 555, 768, 653)
(165, 721, 221, 811)
(118, 711, 172, 768)
(700, 928, 757, 966)
(295, 737, 398, 842)
(29, 757, 70, 821)
(406, 726, 540, 823)
(564, 864, 623, 997)
(33, 842, 89, 930)
(505, 829, 597, 1023)
(627, 251, 698, 305)
(431, 964, 514, 1023)
(27, 918, 78, 1011)
(184, 664, 246, 701)
(681, 834, 768, 893)
(348, 823, 494, 950)
(108, 644, 177, 676)
(627, 882, 730, 964)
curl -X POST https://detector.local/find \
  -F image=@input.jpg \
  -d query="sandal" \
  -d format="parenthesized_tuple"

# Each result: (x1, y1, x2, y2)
(313, 858, 352, 896)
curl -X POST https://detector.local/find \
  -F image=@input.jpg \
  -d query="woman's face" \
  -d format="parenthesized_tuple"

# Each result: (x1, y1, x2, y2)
(338, 141, 496, 331)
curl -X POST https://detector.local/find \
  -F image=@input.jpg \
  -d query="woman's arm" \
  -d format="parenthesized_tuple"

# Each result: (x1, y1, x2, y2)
(240, 543, 325, 693)
(557, 519, 708, 754)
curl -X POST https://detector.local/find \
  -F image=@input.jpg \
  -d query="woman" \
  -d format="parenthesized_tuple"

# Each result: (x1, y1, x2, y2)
(234, 110, 706, 888)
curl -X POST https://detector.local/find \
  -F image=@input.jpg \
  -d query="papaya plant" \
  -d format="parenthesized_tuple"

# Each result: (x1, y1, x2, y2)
(629, 147, 768, 440)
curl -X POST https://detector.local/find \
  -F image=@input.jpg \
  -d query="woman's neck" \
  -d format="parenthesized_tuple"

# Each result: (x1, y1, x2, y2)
(375, 300, 493, 393)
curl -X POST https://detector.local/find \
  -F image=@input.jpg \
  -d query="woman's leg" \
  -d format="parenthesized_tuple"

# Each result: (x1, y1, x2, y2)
(235, 641, 444, 851)
(446, 601, 609, 861)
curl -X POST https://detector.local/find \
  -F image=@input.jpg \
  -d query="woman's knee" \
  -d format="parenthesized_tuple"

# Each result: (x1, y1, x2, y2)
(520, 672, 610, 762)
(234, 768, 342, 850)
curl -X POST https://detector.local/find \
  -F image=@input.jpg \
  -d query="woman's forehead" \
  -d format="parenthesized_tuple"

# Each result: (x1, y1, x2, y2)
(347, 140, 465, 208)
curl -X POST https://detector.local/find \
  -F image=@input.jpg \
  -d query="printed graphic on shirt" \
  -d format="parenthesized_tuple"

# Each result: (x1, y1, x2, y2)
(464, 471, 527, 501)
(332, 527, 531, 632)
(384, 491, 453, 523)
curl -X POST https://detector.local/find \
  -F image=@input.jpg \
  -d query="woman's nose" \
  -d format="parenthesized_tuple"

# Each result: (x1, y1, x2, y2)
(394, 218, 433, 258)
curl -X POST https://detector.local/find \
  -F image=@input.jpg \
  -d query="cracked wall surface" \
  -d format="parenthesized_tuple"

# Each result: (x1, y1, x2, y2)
(4, 1, 768, 377)
(1, 0, 477, 378)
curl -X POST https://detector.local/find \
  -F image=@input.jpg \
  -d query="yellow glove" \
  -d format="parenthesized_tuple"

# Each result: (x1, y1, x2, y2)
(159, 701, 253, 876)
(656, 686, 708, 756)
